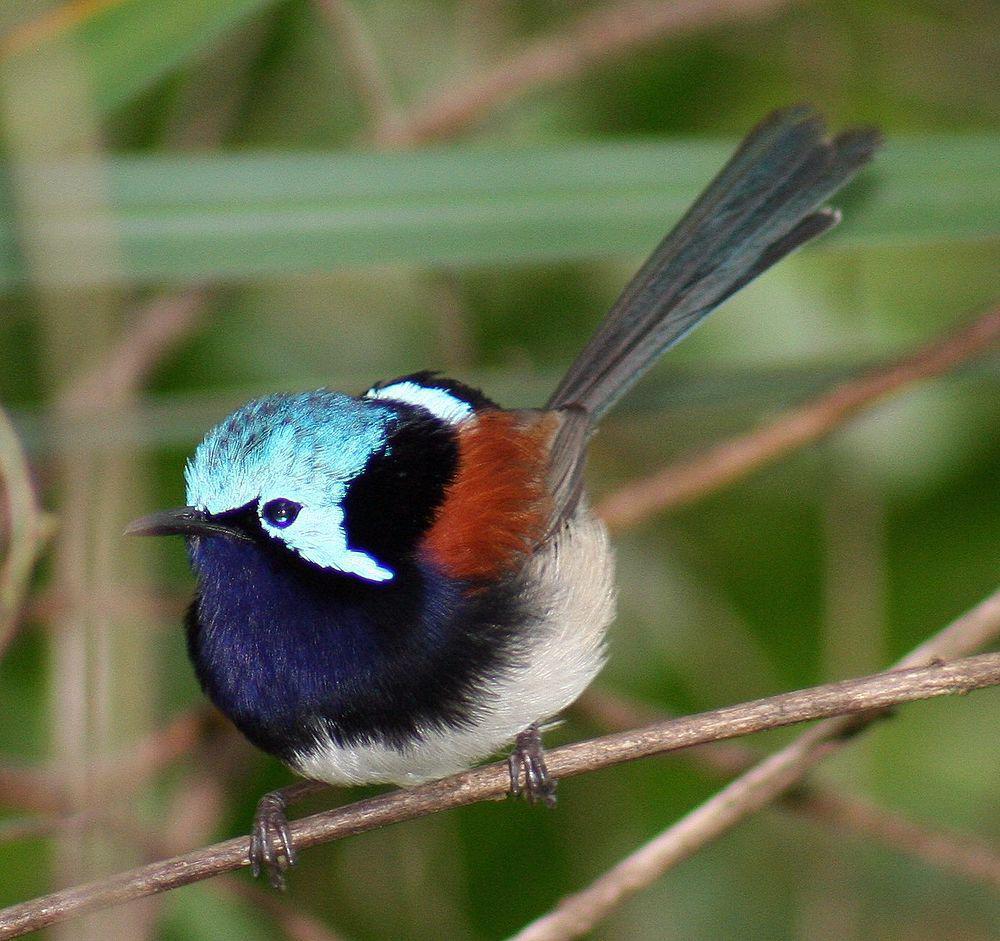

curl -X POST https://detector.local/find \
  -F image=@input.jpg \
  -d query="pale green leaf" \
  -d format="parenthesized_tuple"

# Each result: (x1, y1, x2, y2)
(0, 136, 995, 287)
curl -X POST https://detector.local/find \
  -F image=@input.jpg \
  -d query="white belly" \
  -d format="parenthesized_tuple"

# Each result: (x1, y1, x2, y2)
(291, 510, 616, 786)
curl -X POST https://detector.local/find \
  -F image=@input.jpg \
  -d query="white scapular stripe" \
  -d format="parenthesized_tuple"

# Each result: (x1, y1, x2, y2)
(366, 381, 473, 425)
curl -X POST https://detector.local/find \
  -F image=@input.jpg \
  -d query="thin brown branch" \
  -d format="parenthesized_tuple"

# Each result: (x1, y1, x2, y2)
(0, 404, 52, 656)
(25, 585, 187, 625)
(426, 272, 476, 370)
(577, 688, 1000, 890)
(785, 789, 1000, 890)
(142, 759, 350, 941)
(312, 0, 397, 136)
(0, 643, 997, 939)
(597, 304, 1000, 531)
(0, 707, 220, 820)
(0, 0, 122, 59)
(58, 288, 208, 414)
(0, 764, 62, 815)
(378, 0, 795, 147)
(510, 589, 1000, 941)
(162, 20, 263, 151)
(0, 813, 92, 845)
(92, 707, 218, 790)
(0, 807, 152, 854)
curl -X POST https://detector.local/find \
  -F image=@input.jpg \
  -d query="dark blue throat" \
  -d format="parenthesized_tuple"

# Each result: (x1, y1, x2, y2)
(186, 532, 525, 764)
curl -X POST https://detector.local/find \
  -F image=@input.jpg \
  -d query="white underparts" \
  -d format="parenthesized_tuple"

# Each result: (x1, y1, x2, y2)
(291, 509, 617, 786)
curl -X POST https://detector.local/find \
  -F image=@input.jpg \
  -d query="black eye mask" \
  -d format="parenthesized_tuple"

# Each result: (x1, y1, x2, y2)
(341, 406, 460, 569)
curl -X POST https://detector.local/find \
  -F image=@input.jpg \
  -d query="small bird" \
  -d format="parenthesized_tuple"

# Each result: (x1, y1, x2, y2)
(128, 106, 880, 887)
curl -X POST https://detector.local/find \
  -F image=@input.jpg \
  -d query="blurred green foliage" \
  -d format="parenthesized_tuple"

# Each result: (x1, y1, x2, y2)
(0, 1, 997, 939)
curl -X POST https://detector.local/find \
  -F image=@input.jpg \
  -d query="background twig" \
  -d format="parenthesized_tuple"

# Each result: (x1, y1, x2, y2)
(378, 0, 796, 146)
(577, 688, 1000, 890)
(509, 589, 1000, 941)
(0, 405, 51, 656)
(597, 304, 1000, 530)
(312, 0, 396, 137)
(58, 289, 209, 414)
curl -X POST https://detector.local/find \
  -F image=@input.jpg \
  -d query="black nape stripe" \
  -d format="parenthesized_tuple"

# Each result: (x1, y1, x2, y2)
(342, 404, 460, 567)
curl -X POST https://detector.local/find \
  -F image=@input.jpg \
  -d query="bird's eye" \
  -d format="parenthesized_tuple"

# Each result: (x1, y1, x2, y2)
(261, 498, 302, 528)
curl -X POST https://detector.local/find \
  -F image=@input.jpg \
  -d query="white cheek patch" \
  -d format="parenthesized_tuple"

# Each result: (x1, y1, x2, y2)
(262, 504, 394, 583)
(366, 381, 473, 425)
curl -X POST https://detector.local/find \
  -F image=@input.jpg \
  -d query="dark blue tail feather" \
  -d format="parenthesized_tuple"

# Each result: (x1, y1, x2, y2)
(547, 107, 882, 419)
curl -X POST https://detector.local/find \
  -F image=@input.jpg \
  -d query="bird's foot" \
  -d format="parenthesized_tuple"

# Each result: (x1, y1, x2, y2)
(507, 724, 557, 808)
(250, 790, 298, 890)
(248, 778, 327, 890)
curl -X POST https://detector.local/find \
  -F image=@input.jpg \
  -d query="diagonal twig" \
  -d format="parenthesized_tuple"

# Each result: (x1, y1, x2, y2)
(0, 404, 53, 657)
(784, 788, 1000, 890)
(509, 589, 1000, 941)
(217, 876, 350, 941)
(0, 639, 997, 938)
(312, 0, 397, 136)
(0, 0, 123, 59)
(378, 0, 796, 147)
(577, 688, 1000, 890)
(596, 304, 1000, 530)
(58, 288, 208, 414)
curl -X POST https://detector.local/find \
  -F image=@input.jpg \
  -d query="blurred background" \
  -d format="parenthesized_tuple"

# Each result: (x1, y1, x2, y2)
(0, 1, 997, 939)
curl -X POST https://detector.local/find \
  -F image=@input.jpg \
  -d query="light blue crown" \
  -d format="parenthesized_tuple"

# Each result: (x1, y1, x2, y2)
(185, 391, 396, 581)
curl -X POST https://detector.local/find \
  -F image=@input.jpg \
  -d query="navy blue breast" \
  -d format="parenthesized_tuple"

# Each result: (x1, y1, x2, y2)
(186, 532, 527, 763)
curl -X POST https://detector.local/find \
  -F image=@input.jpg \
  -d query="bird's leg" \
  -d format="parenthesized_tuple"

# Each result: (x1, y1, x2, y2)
(249, 778, 328, 890)
(507, 723, 557, 808)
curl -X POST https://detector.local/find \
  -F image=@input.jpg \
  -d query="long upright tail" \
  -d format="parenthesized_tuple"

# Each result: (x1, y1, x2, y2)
(547, 106, 881, 419)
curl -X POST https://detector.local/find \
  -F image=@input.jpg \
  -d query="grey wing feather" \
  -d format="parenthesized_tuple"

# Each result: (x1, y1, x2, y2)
(541, 406, 593, 539)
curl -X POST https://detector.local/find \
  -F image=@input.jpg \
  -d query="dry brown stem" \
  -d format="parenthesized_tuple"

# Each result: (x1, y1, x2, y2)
(378, 0, 794, 146)
(578, 688, 1000, 890)
(509, 589, 1000, 941)
(596, 305, 1000, 530)
(0, 405, 52, 656)
(312, 0, 397, 134)
(58, 288, 208, 414)
(786, 789, 1000, 890)
(0, 707, 221, 821)
(217, 877, 349, 941)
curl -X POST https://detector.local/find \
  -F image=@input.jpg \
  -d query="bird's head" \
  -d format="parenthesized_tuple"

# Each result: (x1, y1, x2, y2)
(127, 389, 458, 584)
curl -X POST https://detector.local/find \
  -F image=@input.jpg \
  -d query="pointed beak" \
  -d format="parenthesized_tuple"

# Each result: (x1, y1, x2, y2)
(124, 506, 248, 541)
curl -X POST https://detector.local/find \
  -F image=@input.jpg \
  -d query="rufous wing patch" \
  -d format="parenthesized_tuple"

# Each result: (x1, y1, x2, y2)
(422, 410, 558, 581)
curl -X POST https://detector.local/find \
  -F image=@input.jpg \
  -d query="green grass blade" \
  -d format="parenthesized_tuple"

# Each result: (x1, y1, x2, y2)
(0, 136, 996, 287)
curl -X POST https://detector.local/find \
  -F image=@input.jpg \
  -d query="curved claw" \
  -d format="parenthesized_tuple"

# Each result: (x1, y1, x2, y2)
(249, 792, 298, 890)
(507, 724, 558, 808)
(507, 751, 523, 799)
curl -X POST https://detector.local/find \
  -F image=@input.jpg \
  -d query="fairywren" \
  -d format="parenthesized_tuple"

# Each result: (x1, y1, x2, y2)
(128, 106, 880, 887)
